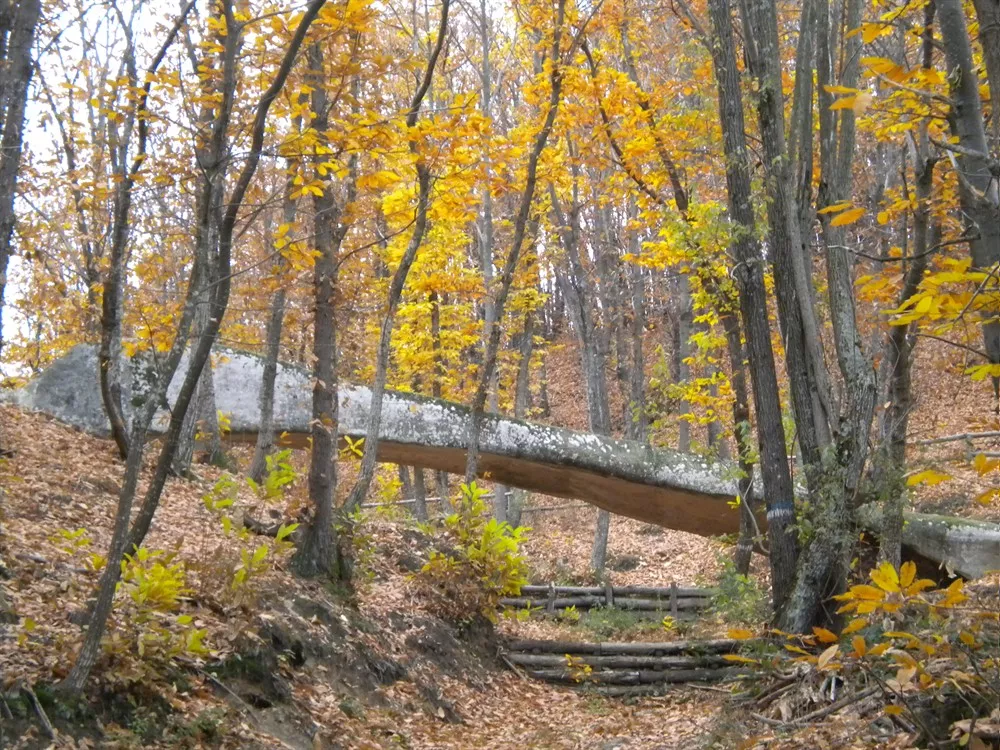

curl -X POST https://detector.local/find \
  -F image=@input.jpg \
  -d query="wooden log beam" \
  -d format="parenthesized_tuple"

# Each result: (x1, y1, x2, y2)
(499, 596, 708, 610)
(506, 638, 751, 655)
(517, 585, 713, 598)
(506, 653, 732, 669)
(527, 667, 743, 685)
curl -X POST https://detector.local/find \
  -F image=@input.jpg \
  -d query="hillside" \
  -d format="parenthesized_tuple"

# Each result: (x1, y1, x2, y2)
(5, 332, 998, 748)
(0, 402, 744, 749)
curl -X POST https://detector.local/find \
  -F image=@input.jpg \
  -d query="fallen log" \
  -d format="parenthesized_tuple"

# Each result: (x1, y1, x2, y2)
(506, 638, 750, 656)
(517, 585, 713, 598)
(586, 680, 744, 698)
(499, 596, 708, 611)
(506, 653, 731, 670)
(527, 667, 742, 685)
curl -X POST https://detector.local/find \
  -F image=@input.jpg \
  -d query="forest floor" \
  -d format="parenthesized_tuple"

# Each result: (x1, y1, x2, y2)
(0, 335, 997, 748)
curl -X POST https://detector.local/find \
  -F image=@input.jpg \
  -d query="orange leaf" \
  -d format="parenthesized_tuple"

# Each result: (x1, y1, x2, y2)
(841, 618, 867, 635)
(812, 627, 839, 644)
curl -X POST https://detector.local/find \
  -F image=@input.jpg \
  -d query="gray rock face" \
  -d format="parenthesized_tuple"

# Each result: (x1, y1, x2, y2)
(9, 344, 1000, 580)
(856, 504, 1000, 580)
(4, 345, 741, 537)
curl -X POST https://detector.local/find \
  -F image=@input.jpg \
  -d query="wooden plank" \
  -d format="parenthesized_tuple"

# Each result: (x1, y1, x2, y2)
(518, 585, 713, 598)
(506, 653, 731, 670)
(499, 596, 708, 610)
(506, 638, 751, 656)
(526, 667, 743, 685)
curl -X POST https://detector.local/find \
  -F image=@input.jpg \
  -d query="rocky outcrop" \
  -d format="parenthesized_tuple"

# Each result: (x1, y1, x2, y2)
(856, 504, 1000, 580)
(4, 345, 741, 537)
(9, 344, 1000, 578)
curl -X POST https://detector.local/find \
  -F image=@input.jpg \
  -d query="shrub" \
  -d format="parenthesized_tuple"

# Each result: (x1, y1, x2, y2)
(709, 556, 770, 626)
(416, 482, 530, 623)
(103, 548, 209, 685)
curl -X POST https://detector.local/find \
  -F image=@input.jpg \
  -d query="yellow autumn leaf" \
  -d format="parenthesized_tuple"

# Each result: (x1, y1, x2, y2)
(830, 206, 867, 226)
(823, 85, 858, 95)
(899, 561, 916, 589)
(817, 644, 840, 670)
(812, 626, 839, 644)
(818, 201, 853, 214)
(850, 584, 886, 601)
(851, 635, 867, 657)
(974, 487, 1000, 506)
(830, 96, 857, 111)
(974, 453, 1000, 476)
(784, 644, 811, 656)
(841, 618, 867, 635)
(906, 469, 951, 486)
(727, 628, 754, 640)
(871, 561, 900, 593)
(884, 705, 904, 716)
(722, 654, 760, 664)
(868, 642, 891, 657)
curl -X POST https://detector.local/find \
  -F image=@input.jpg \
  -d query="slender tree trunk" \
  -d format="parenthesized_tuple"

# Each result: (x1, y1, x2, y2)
(293, 43, 350, 579)
(464, 0, 567, 483)
(938, 0, 1000, 367)
(971, 0, 1000, 151)
(0, 0, 39, 361)
(507, 312, 535, 529)
(707, 0, 799, 614)
(879, 5, 938, 566)
(673, 275, 693, 453)
(412, 467, 428, 521)
(343, 0, 450, 514)
(551, 179, 614, 574)
(721, 313, 758, 574)
(626, 206, 648, 443)
(250, 173, 298, 483)
(429, 292, 450, 498)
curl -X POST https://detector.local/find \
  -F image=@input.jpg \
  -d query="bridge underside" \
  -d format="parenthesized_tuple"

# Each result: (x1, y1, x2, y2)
(228, 433, 744, 537)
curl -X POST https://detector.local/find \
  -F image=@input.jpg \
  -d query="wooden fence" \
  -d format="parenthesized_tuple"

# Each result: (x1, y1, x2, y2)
(502, 637, 752, 696)
(500, 583, 714, 617)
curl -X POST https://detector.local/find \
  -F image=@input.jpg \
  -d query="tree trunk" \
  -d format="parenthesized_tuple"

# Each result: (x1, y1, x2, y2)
(721, 313, 758, 574)
(673, 275, 693, 453)
(464, 0, 566, 483)
(879, 5, 938, 566)
(412, 467, 428, 522)
(250, 174, 298, 483)
(508, 312, 535, 528)
(343, 0, 450, 513)
(430, 291, 449, 498)
(971, 0, 1000, 151)
(938, 0, 1000, 368)
(707, 0, 799, 614)
(293, 43, 348, 579)
(0, 0, 39, 361)
(550, 179, 614, 575)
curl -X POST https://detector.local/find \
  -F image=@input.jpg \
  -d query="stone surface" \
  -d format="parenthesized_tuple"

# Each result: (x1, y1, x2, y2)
(856, 504, 1000, 580)
(9, 344, 1000, 578)
(4, 345, 741, 537)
